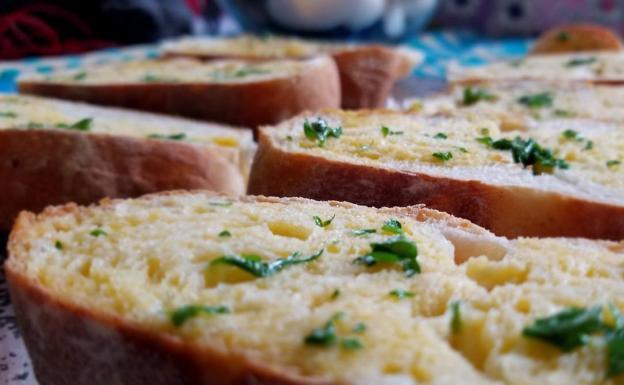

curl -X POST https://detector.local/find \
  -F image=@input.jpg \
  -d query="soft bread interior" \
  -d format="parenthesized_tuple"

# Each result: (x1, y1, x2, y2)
(416, 81, 624, 128)
(449, 51, 624, 83)
(18, 57, 329, 85)
(7, 193, 624, 385)
(267, 110, 624, 206)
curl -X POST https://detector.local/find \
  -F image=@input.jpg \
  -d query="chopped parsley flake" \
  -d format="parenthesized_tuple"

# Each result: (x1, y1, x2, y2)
(54, 240, 63, 250)
(432, 151, 453, 161)
(170, 305, 230, 327)
(517, 92, 553, 109)
(209, 201, 232, 207)
(147, 133, 186, 140)
(462, 87, 497, 106)
(381, 219, 403, 234)
(352, 228, 376, 236)
(434, 132, 448, 139)
(72, 71, 87, 80)
(354, 235, 420, 277)
(313, 214, 335, 228)
(218, 230, 231, 237)
(478, 135, 569, 174)
(0, 111, 17, 118)
(210, 249, 323, 278)
(562, 129, 580, 140)
(303, 118, 342, 147)
(554, 109, 575, 118)
(381, 125, 404, 137)
(389, 290, 415, 299)
(352, 322, 366, 333)
(450, 301, 462, 334)
(89, 228, 108, 237)
(341, 337, 364, 350)
(304, 313, 365, 351)
(565, 57, 597, 67)
(56, 117, 93, 131)
(330, 289, 341, 300)
(607, 160, 621, 167)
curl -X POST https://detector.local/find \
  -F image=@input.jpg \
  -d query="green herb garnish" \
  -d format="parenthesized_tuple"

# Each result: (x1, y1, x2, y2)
(565, 57, 597, 67)
(584, 140, 594, 150)
(314, 214, 335, 228)
(381, 219, 403, 234)
(147, 133, 186, 141)
(141, 74, 177, 82)
(330, 289, 341, 300)
(170, 305, 230, 327)
(462, 87, 497, 106)
(341, 337, 364, 350)
(212, 67, 269, 80)
(607, 160, 621, 167)
(562, 129, 580, 140)
(434, 132, 448, 139)
(218, 230, 231, 237)
(522, 306, 603, 352)
(304, 118, 342, 147)
(389, 290, 415, 299)
(209, 201, 232, 207)
(554, 109, 575, 118)
(0, 111, 17, 118)
(352, 322, 366, 333)
(56, 117, 93, 131)
(479, 136, 569, 174)
(432, 151, 453, 161)
(381, 125, 404, 137)
(517, 92, 553, 109)
(54, 240, 63, 250)
(352, 228, 376, 236)
(450, 301, 462, 334)
(72, 71, 87, 80)
(210, 249, 323, 278)
(89, 228, 108, 237)
(304, 313, 341, 346)
(354, 235, 419, 277)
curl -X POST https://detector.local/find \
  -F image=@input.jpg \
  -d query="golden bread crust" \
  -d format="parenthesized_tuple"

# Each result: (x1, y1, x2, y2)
(531, 24, 623, 55)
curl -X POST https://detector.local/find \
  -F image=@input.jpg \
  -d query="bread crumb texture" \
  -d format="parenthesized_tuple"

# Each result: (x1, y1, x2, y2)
(8, 193, 624, 385)
(272, 110, 624, 203)
(0, 94, 248, 148)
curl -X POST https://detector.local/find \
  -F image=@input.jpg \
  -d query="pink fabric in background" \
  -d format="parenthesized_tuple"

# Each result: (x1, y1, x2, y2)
(435, 0, 624, 36)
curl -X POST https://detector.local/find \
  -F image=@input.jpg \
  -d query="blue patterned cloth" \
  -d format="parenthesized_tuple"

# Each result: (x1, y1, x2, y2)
(0, 30, 531, 93)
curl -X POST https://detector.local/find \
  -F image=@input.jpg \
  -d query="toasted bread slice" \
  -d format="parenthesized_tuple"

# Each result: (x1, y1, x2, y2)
(449, 51, 624, 84)
(0, 94, 254, 229)
(530, 24, 623, 55)
(162, 35, 421, 109)
(7, 191, 624, 385)
(18, 56, 341, 128)
(249, 110, 624, 239)
(412, 80, 624, 130)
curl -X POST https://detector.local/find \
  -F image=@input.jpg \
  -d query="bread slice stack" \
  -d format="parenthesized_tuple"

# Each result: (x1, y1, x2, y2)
(414, 80, 624, 130)
(162, 35, 420, 109)
(0, 94, 254, 229)
(18, 56, 341, 128)
(7, 191, 624, 385)
(249, 109, 624, 239)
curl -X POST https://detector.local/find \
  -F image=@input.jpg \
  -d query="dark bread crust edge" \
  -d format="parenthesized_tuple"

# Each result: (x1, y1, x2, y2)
(5, 192, 485, 385)
(248, 127, 624, 240)
(18, 56, 341, 129)
(0, 129, 245, 229)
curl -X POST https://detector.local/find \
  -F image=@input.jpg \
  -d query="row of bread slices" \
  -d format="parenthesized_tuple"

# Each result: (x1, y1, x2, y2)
(5, 25, 624, 385)
(17, 34, 420, 128)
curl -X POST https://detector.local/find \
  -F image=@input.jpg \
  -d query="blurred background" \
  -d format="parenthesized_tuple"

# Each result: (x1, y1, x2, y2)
(0, 0, 622, 60)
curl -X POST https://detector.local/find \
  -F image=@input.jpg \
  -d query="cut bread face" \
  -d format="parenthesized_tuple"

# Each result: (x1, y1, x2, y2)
(530, 24, 623, 55)
(449, 51, 624, 84)
(7, 192, 624, 385)
(249, 110, 624, 239)
(411, 81, 624, 130)
(0, 94, 254, 229)
(162, 35, 422, 109)
(18, 57, 341, 128)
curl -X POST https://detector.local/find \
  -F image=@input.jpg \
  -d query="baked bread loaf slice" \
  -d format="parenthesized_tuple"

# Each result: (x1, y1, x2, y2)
(530, 23, 623, 55)
(249, 110, 624, 239)
(7, 191, 624, 385)
(161, 35, 421, 109)
(448, 51, 624, 84)
(0, 94, 254, 229)
(18, 56, 340, 128)
(412, 80, 624, 130)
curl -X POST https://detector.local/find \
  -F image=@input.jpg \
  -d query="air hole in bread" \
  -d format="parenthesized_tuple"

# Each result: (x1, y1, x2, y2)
(442, 228, 508, 265)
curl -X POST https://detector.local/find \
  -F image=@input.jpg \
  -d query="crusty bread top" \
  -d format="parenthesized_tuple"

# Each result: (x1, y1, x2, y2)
(261, 110, 624, 205)
(17, 56, 331, 85)
(448, 51, 624, 83)
(0, 94, 252, 149)
(530, 24, 623, 55)
(7, 191, 624, 384)
(413, 81, 624, 129)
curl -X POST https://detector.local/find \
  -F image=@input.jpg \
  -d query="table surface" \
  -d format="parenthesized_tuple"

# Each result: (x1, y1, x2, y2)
(0, 31, 532, 385)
